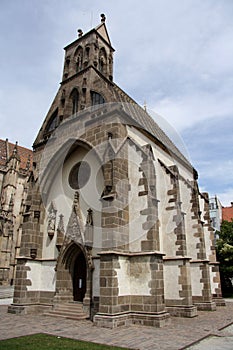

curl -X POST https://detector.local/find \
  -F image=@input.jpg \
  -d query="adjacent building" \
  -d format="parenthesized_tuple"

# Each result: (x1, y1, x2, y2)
(0, 139, 32, 285)
(209, 196, 222, 243)
(8, 15, 224, 327)
(222, 203, 233, 222)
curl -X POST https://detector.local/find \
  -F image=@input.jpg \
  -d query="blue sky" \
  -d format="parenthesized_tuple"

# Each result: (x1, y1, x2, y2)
(0, 0, 232, 206)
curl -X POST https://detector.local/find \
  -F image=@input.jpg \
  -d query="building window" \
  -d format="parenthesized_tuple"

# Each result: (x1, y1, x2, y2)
(71, 89, 79, 115)
(212, 217, 217, 228)
(85, 46, 90, 59)
(68, 161, 91, 189)
(209, 203, 215, 210)
(91, 91, 105, 106)
(99, 47, 107, 74)
(45, 108, 59, 133)
(74, 46, 83, 72)
(76, 55, 82, 72)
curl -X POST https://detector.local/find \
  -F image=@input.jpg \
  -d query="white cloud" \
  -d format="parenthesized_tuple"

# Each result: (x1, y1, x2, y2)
(151, 91, 233, 132)
(197, 160, 233, 185)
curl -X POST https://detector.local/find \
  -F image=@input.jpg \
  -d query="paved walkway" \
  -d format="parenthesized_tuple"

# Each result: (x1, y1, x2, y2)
(0, 301, 232, 349)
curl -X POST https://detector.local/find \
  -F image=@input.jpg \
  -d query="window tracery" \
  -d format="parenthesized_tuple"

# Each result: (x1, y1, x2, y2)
(45, 108, 59, 133)
(91, 91, 105, 106)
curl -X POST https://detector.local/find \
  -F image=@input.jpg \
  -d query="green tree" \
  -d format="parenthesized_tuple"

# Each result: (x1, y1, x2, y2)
(216, 220, 233, 296)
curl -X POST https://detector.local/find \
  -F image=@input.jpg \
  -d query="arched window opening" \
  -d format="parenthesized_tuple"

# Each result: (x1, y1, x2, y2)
(85, 46, 90, 59)
(76, 55, 82, 72)
(45, 108, 59, 133)
(71, 89, 79, 115)
(74, 46, 83, 73)
(99, 58, 104, 73)
(65, 57, 70, 68)
(91, 91, 105, 106)
(99, 47, 107, 75)
(83, 46, 90, 68)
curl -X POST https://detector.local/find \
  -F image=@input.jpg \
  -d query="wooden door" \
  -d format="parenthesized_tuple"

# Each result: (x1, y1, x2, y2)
(73, 252, 86, 301)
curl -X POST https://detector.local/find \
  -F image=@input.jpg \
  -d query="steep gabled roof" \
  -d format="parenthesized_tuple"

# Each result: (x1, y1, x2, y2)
(95, 22, 112, 46)
(0, 139, 32, 170)
(112, 83, 193, 170)
(64, 20, 114, 52)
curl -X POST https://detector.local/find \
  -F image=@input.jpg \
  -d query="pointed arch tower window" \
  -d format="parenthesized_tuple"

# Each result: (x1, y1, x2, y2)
(99, 47, 107, 75)
(74, 46, 83, 73)
(71, 89, 79, 115)
(84, 46, 90, 68)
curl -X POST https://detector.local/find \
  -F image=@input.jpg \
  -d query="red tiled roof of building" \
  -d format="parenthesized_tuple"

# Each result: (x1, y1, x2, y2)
(0, 139, 33, 170)
(222, 204, 233, 222)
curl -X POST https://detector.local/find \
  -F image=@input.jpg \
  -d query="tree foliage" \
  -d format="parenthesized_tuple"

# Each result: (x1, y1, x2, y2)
(216, 220, 233, 295)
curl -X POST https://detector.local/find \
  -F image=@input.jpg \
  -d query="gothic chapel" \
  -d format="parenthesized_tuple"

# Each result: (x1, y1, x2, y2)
(9, 15, 224, 327)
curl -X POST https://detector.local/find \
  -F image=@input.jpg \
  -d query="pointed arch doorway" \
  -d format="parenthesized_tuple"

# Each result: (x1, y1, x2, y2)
(73, 250, 87, 302)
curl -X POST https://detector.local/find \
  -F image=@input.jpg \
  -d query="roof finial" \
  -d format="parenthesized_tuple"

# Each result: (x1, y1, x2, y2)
(100, 13, 106, 23)
(26, 154, 31, 171)
(13, 141, 18, 155)
(144, 101, 147, 112)
(77, 29, 83, 37)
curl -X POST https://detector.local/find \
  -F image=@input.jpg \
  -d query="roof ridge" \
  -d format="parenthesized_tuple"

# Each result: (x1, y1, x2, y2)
(112, 85, 193, 170)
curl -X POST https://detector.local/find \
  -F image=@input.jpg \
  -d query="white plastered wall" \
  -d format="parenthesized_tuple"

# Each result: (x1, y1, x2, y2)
(190, 263, 203, 296)
(26, 260, 56, 291)
(115, 256, 151, 296)
(200, 195, 214, 262)
(44, 145, 104, 259)
(158, 167, 177, 257)
(164, 261, 182, 300)
(209, 267, 219, 294)
(128, 144, 148, 252)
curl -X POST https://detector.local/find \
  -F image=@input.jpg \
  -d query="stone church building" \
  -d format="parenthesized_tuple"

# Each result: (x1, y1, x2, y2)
(0, 139, 32, 285)
(8, 15, 224, 327)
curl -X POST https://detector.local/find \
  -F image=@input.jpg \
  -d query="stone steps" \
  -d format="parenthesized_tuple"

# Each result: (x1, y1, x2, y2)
(44, 302, 88, 320)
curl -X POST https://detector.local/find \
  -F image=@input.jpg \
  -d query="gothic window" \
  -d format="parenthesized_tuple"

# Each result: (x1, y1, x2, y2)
(74, 46, 83, 72)
(63, 57, 70, 79)
(99, 58, 104, 73)
(65, 57, 70, 68)
(85, 46, 90, 59)
(76, 55, 82, 72)
(45, 108, 59, 133)
(84, 46, 90, 68)
(70, 89, 79, 115)
(99, 47, 107, 74)
(91, 91, 105, 106)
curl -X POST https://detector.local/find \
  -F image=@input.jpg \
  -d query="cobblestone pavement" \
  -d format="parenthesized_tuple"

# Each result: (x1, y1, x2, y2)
(0, 302, 232, 350)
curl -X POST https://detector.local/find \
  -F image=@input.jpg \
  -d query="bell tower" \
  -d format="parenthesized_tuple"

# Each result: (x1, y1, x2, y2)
(62, 13, 114, 82)
(34, 14, 115, 147)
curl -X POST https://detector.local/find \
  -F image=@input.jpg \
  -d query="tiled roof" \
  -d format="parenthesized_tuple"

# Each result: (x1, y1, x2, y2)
(0, 139, 33, 170)
(222, 206, 233, 222)
(113, 84, 193, 169)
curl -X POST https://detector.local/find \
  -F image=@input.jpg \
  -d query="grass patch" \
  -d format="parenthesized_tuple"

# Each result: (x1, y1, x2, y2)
(0, 333, 130, 350)
(223, 293, 233, 299)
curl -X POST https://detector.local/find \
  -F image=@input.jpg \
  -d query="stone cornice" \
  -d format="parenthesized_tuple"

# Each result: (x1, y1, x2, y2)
(98, 250, 165, 257)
